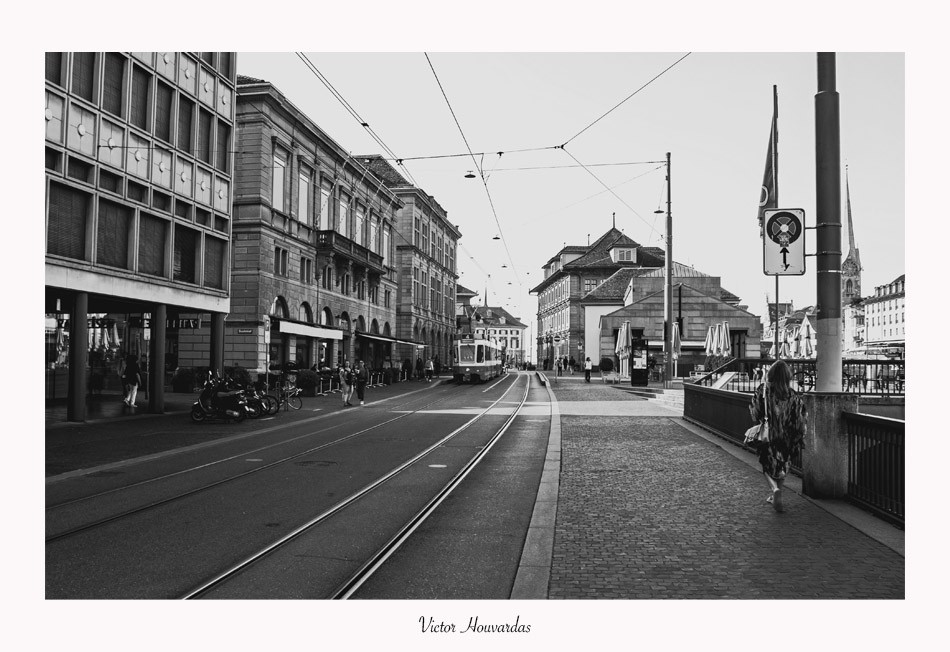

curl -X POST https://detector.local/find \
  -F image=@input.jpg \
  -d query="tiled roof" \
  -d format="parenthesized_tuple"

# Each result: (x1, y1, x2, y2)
(566, 228, 641, 268)
(237, 74, 266, 85)
(456, 283, 477, 296)
(637, 261, 711, 278)
(358, 154, 410, 186)
(472, 305, 527, 328)
(582, 268, 645, 301)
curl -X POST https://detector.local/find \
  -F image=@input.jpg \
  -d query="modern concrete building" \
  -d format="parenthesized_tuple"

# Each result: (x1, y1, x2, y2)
(229, 76, 403, 375)
(361, 156, 461, 370)
(45, 52, 237, 420)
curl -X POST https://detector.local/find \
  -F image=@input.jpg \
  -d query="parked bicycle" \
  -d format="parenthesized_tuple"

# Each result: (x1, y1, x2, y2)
(266, 382, 303, 413)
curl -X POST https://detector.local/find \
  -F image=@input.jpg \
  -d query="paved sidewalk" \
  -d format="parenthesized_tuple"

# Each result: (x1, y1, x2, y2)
(536, 379, 904, 599)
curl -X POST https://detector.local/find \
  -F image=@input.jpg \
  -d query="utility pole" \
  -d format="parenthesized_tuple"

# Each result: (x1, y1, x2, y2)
(663, 152, 674, 387)
(815, 53, 843, 391)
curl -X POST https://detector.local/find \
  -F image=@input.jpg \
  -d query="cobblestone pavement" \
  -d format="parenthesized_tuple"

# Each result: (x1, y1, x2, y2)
(547, 382, 904, 599)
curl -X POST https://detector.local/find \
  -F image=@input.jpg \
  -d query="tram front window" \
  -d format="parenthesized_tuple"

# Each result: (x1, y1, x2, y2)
(458, 344, 476, 363)
(477, 345, 485, 363)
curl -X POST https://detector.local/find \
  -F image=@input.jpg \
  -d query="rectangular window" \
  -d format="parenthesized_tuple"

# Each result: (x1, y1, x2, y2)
(204, 236, 226, 289)
(338, 199, 348, 236)
(273, 246, 289, 276)
(130, 65, 150, 130)
(72, 52, 95, 102)
(155, 82, 173, 143)
(96, 199, 132, 269)
(370, 220, 378, 254)
(298, 171, 311, 225)
(102, 53, 125, 117)
(47, 182, 89, 260)
(138, 213, 167, 276)
(413, 267, 420, 306)
(215, 120, 230, 172)
(272, 152, 286, 212)
(197, 109, 213, 164)
(382, 228, 390, 267)
(46, 52, 64, 86)
(385, 289, 391, 308)
(354, 210, 364, 245)
(319, 188, 330, 230)
(217, 52, 233, 79)
(300, 257, 312, 283)
(173, 225, 198, 283)
(178, 95, 194, 153)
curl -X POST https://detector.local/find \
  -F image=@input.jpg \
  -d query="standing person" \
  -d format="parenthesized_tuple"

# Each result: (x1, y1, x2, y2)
(122, 354, 142, 407)
(339, 361, 353, 407)
(415, 356, 424, 381)
(425, 357, 434, 382)
(569, 356, 576, 375)
(354, 360, 369, 405)
(748, 360, 807, 513)
(583, 357, 592, 383)
(555, 358, 562, 377)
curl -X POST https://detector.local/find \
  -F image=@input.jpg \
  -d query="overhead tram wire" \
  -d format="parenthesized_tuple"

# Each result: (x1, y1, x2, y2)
(295, 52, 419, 187)
(424, 52, 520, 286)
(561, 147, 661, 243)
(561, 52, 692, 148)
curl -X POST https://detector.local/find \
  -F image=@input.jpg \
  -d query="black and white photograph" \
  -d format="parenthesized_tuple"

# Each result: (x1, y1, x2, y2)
(23, 2, 942, 649)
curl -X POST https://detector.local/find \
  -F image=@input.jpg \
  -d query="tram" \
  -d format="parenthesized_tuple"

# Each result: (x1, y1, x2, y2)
(452, 335, 504, 383)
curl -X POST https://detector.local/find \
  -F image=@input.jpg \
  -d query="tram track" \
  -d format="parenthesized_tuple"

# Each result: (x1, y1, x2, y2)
(180, 373, 530, 600)
(45, 380, 498, 544)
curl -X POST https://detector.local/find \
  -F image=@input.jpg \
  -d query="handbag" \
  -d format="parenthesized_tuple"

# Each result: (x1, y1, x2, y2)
(743, 382, 771, 445)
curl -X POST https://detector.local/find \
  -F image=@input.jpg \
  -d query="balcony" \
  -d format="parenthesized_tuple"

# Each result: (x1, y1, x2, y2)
(316, 230, 387, 276)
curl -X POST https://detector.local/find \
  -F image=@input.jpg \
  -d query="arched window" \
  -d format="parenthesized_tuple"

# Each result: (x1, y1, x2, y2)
(270, 296, 289, 318)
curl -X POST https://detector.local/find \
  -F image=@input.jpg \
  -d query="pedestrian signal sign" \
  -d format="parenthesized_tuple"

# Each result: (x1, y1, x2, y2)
(763, 208, 805, 275)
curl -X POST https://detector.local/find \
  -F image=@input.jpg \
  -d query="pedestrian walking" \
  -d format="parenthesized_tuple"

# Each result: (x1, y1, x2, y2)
(354, 360, 369, 405)
(339, 361, 354, 407)
(555, 358, 562, 377)
(121, 354, 142, 407)
(425, 357, 434, 382)
(748, 360, 807, 512)
(584, 357, 592, 382)
(569, 356, 576, 375)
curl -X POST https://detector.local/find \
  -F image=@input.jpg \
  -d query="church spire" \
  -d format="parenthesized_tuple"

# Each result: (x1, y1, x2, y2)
(845, 165, 856, 253)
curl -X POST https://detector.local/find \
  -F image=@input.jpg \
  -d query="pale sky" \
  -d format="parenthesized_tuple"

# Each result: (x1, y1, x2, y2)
(238, 51, 904, 330)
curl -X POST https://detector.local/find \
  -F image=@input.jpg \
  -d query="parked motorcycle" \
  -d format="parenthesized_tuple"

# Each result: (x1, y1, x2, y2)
(191, 372, 251, 422)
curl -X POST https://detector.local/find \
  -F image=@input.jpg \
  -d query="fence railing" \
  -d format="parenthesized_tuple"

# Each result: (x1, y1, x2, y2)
(844, 411, 905, 525)
(691, 358, 905, 396)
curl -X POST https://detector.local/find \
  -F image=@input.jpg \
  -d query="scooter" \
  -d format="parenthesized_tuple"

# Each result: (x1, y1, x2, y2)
(191, 373, 251, 422)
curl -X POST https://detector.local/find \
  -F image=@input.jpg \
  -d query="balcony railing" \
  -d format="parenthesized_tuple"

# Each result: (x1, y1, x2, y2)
(845, 411, 904, 525)
(691, 357, 905, 396)
(315, 230, 386, 275)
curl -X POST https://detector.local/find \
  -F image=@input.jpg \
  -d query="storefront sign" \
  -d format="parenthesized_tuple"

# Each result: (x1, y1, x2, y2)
(237, 328, 253, 334)
(127, 316, 201, 330)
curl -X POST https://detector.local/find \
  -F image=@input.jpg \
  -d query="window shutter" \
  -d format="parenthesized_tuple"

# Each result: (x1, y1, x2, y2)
(102, 53, 124, 117)
(138, 213, 167, 276)
(203, 236, 225, 289)
(47, 183, 88, 260)
(96, 199, 131, 269)
(130, 66, 149, 130)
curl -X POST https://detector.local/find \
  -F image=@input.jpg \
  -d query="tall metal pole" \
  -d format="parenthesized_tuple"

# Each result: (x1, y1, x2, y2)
(815, 53, 843, 391)
(663, 152, 674, 387)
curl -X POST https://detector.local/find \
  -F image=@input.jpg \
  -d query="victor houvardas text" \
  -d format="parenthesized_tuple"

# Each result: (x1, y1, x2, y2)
(419, 615, 531, 633)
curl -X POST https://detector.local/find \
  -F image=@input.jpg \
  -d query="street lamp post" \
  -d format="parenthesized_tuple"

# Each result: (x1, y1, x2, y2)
(662, 152, 674, 387)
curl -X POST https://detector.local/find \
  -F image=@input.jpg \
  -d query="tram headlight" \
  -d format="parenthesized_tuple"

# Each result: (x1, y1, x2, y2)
(465, 367, 470, 372)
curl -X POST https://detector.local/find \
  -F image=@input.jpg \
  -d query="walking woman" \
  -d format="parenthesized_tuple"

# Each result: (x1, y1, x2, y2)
(749, 360, 807, 512)
(339, 361, 353, 407)
(354, 360, 369, 405)
(122, 354, 142, 407)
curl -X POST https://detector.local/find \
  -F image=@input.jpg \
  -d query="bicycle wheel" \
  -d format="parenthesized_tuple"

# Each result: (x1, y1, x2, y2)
(263, 394, 279, 415)
(287, 394, 303, 410)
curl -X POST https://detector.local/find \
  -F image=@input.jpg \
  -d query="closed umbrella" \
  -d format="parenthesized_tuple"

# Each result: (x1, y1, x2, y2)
(791, 331, 802, 358)
(704, 326, 716, 356)
(672, 322, 682, 379)
(712, 324, 723, 356)
(800, 321, 815, 358)
(720, 321, 732, 358)
(779, 329, 792, 359)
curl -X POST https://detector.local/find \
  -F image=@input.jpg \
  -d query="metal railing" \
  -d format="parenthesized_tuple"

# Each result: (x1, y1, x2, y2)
(844, 411, 904, 525)
(691, 357, 904, 396)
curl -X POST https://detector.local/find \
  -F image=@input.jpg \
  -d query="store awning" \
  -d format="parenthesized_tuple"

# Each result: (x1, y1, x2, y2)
(274, 320, 343, 340)
(355, 332, 420, 346)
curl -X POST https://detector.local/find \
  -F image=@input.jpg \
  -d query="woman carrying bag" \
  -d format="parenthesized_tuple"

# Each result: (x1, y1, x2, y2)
(747, 360, 807, 512)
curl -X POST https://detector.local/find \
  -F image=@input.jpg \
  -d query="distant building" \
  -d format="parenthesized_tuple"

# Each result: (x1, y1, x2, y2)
(361, 156, 461, 369)
(863, 275, 905, 352)
(468, 306, 527, 367)
(530, 226, 664, 368)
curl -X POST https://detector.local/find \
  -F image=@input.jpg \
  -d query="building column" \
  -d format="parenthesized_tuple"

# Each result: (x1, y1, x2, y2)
(148, 303, 166, 414)
(66, 292, 88, 422)
(210, 312, 225, 374)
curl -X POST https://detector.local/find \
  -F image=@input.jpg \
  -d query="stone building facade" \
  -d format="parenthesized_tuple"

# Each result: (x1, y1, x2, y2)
(229, 76, 401, 375)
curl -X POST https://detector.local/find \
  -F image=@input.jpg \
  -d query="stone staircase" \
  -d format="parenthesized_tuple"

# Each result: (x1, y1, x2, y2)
(618, 381, 685, 411)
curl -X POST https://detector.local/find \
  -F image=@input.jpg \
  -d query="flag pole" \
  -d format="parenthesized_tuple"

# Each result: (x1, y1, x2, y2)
(772, 85, 780, 361)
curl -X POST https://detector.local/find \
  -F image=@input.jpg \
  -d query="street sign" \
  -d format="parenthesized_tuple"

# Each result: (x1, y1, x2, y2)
(763, 208, 805, 275)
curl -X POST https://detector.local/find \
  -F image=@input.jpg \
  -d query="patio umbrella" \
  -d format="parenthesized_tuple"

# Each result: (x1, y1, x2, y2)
(712, 324, 723, 356)
(672, 322, 682, 379)
(791, 331, 802, 358)
(779, 329, 792, 359)
(800, 321, 815, 358)
(704, 326, 716, 356)
(720, 321, 732, 358)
